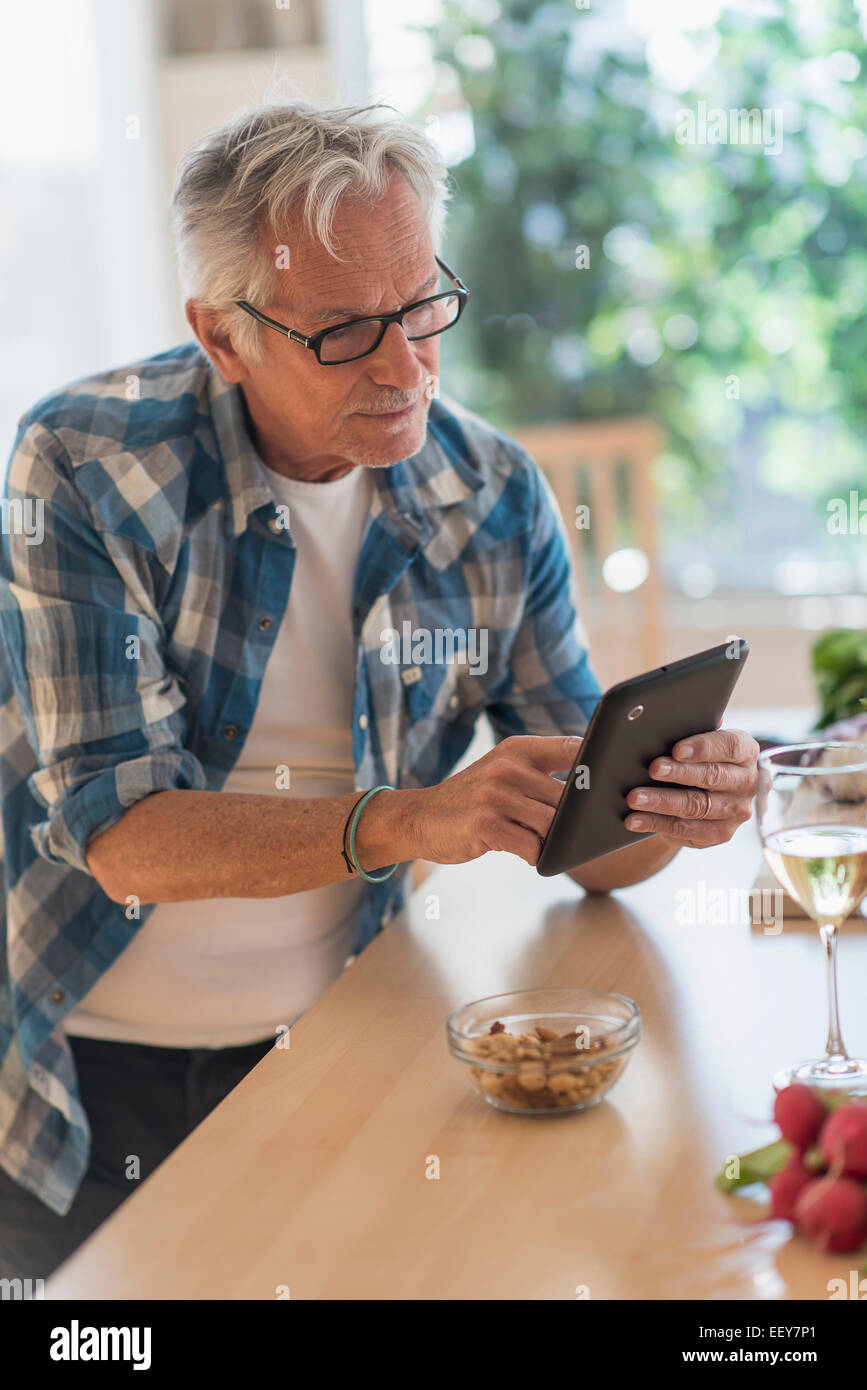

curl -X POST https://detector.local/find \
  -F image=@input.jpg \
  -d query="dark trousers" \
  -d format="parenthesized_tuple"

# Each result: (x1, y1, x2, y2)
(0, 1031, 275, 1283)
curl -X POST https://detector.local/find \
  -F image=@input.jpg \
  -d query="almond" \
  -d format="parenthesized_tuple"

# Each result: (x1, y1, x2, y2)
(534, 1025, 560, 1042)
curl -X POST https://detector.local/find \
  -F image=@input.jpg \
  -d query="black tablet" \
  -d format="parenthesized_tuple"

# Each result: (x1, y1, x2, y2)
(536, 638, 750, 876)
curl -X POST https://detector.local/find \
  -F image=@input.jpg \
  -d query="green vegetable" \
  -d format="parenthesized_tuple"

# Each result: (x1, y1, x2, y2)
(714, 1138, 792, 1193)
(716, 1091, 855, 1195)
(811, 629, 867, 728)
(822, 1089, 861, 1113)
(803, 1144, 827, 1171)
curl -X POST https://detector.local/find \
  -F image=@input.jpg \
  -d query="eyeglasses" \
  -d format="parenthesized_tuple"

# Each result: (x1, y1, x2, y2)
(235, 255, 469, 365)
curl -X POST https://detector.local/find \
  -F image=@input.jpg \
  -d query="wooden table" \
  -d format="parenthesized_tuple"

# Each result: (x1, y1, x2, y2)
(47, 708, 867, 1300)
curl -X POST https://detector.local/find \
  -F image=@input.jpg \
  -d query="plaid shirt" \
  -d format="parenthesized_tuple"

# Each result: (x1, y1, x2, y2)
(0, 342, 601, 1215)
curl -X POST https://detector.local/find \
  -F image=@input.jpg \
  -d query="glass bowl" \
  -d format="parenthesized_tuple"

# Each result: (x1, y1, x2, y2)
(446, 988, 641, 1115)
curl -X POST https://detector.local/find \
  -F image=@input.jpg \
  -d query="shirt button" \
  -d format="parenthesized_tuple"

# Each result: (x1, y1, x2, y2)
(448, 694, 460, 710)
(50, 988, 65, 1005)
(257, 616, 272, 631)
(222, 723, 240, 740)
(358, 714, 369, 730)
(268, 517, 283, 535)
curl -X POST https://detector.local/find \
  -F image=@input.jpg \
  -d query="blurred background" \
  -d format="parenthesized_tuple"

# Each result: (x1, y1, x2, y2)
(2, 0, 867, 723)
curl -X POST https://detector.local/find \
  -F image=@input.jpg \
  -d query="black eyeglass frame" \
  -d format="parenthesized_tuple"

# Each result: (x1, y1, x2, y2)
(235, 255, 469, 365)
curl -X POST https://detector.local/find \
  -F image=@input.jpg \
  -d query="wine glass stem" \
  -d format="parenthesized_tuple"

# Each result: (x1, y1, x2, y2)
(820, 922, 848, 1061)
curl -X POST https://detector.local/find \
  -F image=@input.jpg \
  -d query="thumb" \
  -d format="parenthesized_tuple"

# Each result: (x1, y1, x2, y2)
(522, 734, 584, 773)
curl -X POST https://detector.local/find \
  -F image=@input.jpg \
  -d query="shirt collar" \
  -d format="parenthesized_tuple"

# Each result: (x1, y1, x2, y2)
(206, 362, 485, 542)
(207, 365, 275, 538)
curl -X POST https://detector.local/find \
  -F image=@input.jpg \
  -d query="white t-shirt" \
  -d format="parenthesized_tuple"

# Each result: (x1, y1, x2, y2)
(64, 462, 375, 1049)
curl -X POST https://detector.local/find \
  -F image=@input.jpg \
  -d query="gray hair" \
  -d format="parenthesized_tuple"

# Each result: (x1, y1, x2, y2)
(171, 100, 451, 362)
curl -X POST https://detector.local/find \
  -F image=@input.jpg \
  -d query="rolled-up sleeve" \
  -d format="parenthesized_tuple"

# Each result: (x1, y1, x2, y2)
(0, 419, 207, 875)
(487, 454, 603, 740)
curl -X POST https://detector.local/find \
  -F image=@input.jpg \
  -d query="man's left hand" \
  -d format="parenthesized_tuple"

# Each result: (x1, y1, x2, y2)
(623, 728, 759, 848)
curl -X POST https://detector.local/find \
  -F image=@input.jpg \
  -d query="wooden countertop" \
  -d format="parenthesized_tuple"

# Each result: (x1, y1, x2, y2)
(46, 805, 867, 1299)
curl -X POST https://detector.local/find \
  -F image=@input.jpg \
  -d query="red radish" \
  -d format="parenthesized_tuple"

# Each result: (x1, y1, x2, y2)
(768, 1152, 812, 1220)
(773, 1084, 826, 1150)
(794, 1175, 867, 1252)
(819, 1102, 867, 1179)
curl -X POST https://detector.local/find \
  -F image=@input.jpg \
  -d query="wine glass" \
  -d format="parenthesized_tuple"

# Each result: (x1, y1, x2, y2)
(756, 742, 867, 1094)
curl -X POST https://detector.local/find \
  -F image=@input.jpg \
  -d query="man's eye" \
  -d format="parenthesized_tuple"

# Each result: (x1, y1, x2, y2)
(319, 320, 383, 362)
(326, 324, 363, 346)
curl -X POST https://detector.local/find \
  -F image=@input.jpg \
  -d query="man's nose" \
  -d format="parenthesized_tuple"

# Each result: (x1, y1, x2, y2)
(365, 321, 427, 389)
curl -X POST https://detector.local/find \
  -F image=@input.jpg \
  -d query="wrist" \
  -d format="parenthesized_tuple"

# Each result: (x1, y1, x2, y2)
(352, 788, 423, 873)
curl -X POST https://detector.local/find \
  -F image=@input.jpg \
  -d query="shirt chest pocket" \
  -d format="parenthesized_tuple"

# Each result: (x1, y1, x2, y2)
(399, 659, 481, 787)
(401, 661, 466, 725)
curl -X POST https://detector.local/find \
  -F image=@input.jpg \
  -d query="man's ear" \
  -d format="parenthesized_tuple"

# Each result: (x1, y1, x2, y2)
(185, 300, 249, 383)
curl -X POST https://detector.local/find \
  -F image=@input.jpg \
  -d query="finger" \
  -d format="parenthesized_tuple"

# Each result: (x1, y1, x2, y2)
(647, 755, 757, 795)
(625, 786, 750, 821)
(670, 728, 760, 766)
(493, 821, 546, 866)
(623, 811, 741, 847)
(502, 794, 557, 841)
(499, 764, 569, 809)
(499, 734, 584, 775)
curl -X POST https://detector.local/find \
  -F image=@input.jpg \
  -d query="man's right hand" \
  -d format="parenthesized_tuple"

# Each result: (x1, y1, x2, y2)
(355, 735, 581, 871)
(86, 735, 582, 904)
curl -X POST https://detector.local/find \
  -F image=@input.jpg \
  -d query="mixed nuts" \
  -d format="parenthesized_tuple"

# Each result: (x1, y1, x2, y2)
(462, 1020, 625, 1111)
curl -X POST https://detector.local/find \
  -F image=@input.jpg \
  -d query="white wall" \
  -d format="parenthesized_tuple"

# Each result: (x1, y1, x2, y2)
(0, 0, 172, 464)
(0, 0, 370, 464)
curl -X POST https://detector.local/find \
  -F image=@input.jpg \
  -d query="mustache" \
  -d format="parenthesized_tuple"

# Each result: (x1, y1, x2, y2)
(351, 391, 425, 413)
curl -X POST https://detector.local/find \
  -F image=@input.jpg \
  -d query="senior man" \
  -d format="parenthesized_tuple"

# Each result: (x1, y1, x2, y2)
(0, 100, 758, 1277)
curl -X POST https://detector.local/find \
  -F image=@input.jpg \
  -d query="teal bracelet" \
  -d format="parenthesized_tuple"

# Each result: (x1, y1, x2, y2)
(347, 785, 398, 884)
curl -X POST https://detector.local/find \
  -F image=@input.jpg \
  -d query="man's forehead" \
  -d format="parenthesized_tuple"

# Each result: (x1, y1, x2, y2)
(266, 238, 436, 322)
(263, 174, 435, 314)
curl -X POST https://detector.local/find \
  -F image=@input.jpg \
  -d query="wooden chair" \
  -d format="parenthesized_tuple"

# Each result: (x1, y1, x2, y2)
(513, 418, 664, 683)
(409, 418, 665, 893)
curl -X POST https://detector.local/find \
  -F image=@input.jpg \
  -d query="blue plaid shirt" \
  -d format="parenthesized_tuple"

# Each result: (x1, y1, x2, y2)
(0, 342, 601, 1215)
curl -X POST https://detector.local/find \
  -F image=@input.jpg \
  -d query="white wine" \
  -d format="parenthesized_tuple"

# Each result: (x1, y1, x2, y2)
(757, 744, 867, 1088)
(763, 824, 867, 925)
